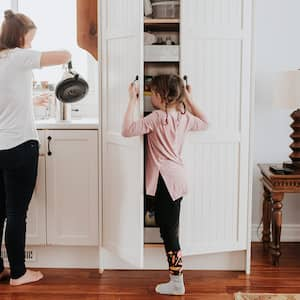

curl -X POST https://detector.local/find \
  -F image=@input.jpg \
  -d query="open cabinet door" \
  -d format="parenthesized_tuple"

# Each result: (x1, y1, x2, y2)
(180, 0, 253, 257)
(99, 0, 144, 268)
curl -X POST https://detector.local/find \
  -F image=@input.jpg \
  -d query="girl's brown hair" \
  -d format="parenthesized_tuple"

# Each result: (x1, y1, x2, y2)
(150, 74, 186, 123)
(0, 10, 36, 51)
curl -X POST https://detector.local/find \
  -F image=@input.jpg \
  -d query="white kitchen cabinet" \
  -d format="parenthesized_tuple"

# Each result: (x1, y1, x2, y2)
(26, 129, 99, 247)
(46, 130, 99, 246)
(26, 130, 46, 245)
(26, 156, 47, 245)
(99, 0, 254, 272)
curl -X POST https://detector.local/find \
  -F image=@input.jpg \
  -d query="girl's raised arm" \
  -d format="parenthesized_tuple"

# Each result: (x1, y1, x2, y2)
(185, 85, 208, 125)
(122, 83, 155, 137)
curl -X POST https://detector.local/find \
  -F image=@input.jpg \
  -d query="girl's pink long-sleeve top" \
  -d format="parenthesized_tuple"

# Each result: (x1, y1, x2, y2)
(122, 110, 207, 200)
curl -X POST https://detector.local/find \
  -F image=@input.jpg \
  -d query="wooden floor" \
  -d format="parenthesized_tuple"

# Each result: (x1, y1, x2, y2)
(1, 242, 300, 299)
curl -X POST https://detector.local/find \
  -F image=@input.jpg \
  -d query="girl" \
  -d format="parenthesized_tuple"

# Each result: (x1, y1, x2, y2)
(0, 10, 71, 286)
(122, 74, 208, 295)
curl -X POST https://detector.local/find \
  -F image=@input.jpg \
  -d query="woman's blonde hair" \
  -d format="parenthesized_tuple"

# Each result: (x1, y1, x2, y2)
(0, 10, 36, 51)
(150, 74, 186, 123)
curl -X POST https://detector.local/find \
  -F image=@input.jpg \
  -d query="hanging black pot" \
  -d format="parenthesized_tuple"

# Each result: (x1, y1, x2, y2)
(55, 61, 89, 103)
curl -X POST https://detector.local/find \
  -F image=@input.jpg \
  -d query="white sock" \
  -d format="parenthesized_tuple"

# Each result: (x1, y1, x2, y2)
(155, 274, 185, 295)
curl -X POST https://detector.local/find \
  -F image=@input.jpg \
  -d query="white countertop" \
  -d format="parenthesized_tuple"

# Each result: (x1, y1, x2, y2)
(35, 118, 99, 129)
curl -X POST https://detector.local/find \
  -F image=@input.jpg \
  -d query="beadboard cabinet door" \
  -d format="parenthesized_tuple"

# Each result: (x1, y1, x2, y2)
(99, 0, 144, 268)
(46, 130, 98, 246)
(26, 155, 47, 245)
(179, 0, 253, 257)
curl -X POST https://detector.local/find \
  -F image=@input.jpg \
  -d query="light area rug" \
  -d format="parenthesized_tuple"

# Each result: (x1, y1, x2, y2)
(235, 293, 300, 300)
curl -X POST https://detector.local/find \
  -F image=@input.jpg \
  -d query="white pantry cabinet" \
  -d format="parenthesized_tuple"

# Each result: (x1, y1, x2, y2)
(26, 130, 99, 246)
(99, 0, 254, 272)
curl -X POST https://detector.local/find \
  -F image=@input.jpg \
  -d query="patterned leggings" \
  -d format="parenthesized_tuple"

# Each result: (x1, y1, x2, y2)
(154, 174, 183, 275)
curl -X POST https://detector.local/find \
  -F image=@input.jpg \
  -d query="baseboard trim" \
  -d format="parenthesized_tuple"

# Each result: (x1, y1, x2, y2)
(252, 224, 300, 242)
(2, 246, 99, 268)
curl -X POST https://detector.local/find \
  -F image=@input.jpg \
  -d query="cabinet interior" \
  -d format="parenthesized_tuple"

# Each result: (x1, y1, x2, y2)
(143, 0, 181, 245)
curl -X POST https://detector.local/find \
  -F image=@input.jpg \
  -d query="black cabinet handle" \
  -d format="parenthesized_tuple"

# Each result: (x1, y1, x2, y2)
(47, 136, 52, 156)
(132, 75, 139, 84)
(183, 75, 188, 85)
(132, 75, 139, 98)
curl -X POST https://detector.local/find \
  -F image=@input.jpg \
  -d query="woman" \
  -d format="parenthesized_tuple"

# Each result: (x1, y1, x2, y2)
(0, 10, 71, 286)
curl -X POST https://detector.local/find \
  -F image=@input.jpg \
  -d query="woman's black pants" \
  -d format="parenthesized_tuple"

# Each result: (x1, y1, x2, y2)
(0, 140, 39, 279)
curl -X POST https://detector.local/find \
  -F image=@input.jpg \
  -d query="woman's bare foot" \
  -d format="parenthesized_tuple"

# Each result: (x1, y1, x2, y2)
(10, 270, 43, 286)
(0, 268, 10, 281)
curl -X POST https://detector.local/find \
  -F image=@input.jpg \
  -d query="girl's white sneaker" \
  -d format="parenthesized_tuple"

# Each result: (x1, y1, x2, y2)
(155, 274, 185, 295)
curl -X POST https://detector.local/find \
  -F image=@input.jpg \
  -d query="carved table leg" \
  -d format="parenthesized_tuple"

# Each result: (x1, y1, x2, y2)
(262, 185, 272, 252)
(270, 192, 284, 266)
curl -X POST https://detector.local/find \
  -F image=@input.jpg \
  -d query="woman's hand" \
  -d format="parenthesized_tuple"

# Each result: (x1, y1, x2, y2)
(33, 93, 54, 107)
(128, 82, 139, 102)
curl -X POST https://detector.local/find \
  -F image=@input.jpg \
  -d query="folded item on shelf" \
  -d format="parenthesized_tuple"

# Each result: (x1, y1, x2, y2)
(144, 0, 153, 16)
(144, 32, 157, 45)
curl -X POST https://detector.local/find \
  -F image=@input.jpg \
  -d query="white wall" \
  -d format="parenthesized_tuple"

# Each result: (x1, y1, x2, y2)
(252, 0, 300, 241)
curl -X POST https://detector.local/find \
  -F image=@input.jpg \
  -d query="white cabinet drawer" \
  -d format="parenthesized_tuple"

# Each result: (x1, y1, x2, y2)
(144, 45, 179, 62)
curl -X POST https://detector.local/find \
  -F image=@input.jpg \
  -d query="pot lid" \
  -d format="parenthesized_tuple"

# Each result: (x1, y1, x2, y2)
(55, 77, 89, 103)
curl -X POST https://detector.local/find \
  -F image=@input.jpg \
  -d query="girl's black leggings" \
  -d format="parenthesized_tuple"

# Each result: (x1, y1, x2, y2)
(154, 174, 182, 253)
(0, 140, 39, 279)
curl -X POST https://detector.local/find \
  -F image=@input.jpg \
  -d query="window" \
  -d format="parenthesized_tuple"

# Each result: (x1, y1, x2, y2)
(19, 0, 90, 84)
(0, 0, 12, 20)
(0, 0, 98, 118)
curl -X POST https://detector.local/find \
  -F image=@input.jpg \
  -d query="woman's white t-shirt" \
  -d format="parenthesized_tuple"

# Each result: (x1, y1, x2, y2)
(0, 48, 41, 150)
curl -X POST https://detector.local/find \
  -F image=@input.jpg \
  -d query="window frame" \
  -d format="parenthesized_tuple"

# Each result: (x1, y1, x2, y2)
(11, 0, 18, 11)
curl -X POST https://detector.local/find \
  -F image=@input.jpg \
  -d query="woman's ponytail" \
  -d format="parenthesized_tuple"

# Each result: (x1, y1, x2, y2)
(0, 10, 36, 51)
(4, 10, 15, 20)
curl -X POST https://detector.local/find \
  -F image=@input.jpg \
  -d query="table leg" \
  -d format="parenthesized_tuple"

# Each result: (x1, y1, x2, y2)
(262, 185, 272, 252)
(270, 192, 283, 266)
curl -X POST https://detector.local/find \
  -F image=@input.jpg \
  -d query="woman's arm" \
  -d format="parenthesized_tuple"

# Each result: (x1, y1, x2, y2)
(40, 50, 71, 67)
(33, 93, 53, 107)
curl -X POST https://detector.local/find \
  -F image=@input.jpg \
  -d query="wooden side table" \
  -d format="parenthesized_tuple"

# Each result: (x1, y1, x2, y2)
(258, 164, 300, 266)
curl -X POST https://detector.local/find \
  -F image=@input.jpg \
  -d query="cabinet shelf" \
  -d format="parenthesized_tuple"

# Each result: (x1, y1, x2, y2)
(144, 243, 164, 248)
(144, 18, 180, 24)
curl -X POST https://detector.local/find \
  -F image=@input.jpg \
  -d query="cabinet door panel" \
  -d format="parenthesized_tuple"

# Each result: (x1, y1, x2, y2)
(182, 0, 243, 33)
(180, 0, 252, 255)
(100, 0, 144, 268)
(46, 130, 98, 246)
(37, 130, 45, 155)
(26, 156, 46, 245)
